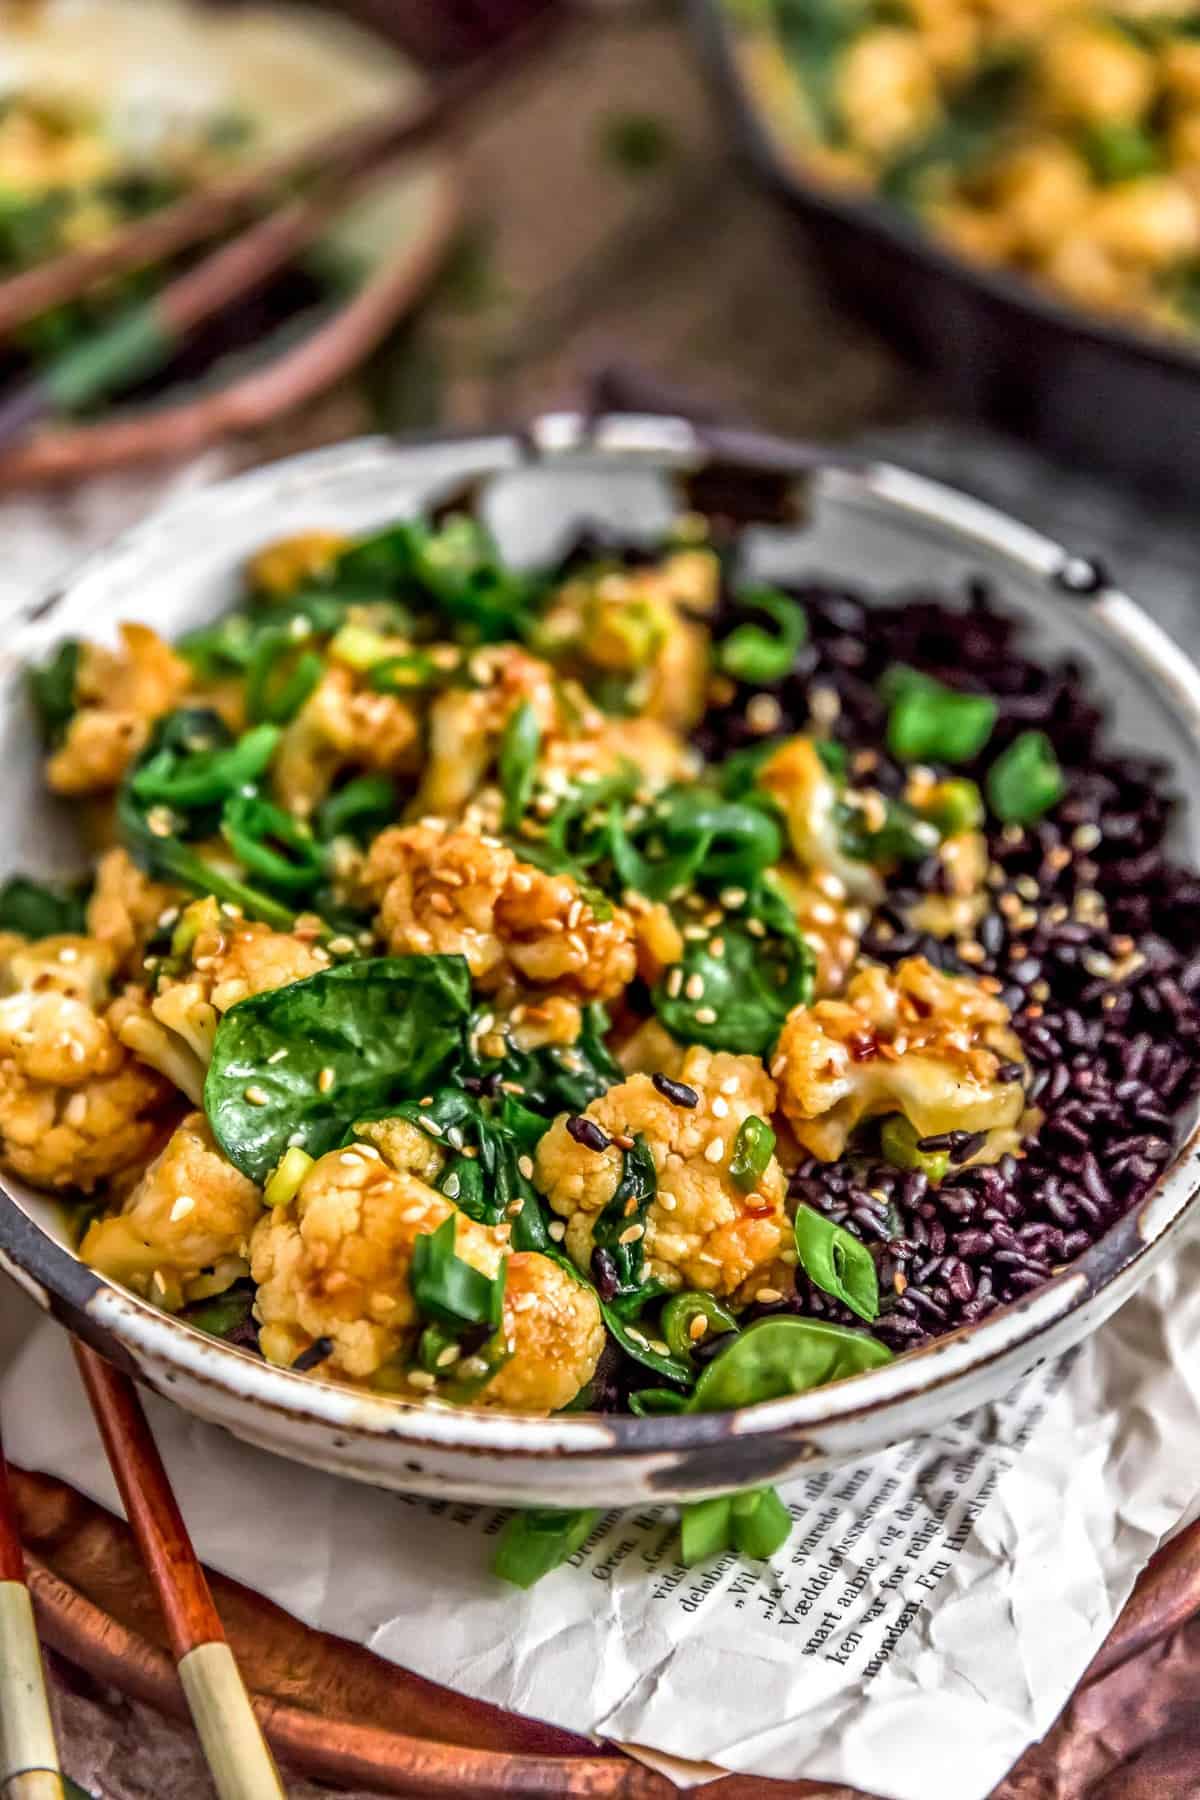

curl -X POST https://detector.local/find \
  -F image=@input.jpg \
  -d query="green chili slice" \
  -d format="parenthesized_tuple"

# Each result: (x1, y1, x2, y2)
(131, 721, 279, 808)
(717, 587, 807, 685)
(221, 793, 324, 894)
(491, 1507, 599, 1588)
(793, 1204, 880, 1323)
(729, 1115, 776, 1191)
(884, 668, 997, 764)
(880, 1114, 950, 1183)
(245, 627, 322, 724)
(986, 730, 1064, 824)
(660, 1292, 739, 1364)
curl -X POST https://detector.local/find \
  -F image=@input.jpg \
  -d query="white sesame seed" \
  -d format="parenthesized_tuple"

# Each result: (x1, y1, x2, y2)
(695, 1006, 717, 1025)
(618, 1224, 644, 1245)
(720, 887, 747, 909)
(244, 1085, 269, 1106)
(684, 973, 705, 1001)
(317, 1067, 336, 1094)
(548, 1220, 566, 1242)
(755, 1287, 783, 1304)
(267, 1047, 288, 1064)
(658, 1192, 677, 1211)
(704, 1137, 725, 1164)
(436, 1344, 462, 1368)
(443, 1172, 461, 1199)
(665, 966, 683, 998)
(408, 1370, 437, 1391)
(340, 1151, 364, 1167)
(518, 1155, 534, 1180)
(711, 1095, 729, 1118)
(152, 1269, 167, 1295)
(169, 1195, 195, 1223)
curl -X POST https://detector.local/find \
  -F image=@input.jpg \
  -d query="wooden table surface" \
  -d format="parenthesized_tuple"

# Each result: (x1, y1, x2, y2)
(17, 5, 1199, 1795)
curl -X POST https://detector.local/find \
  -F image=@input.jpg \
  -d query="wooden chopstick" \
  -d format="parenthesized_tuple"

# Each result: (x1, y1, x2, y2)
(72, 1345, 284, 1800)
(0, 6, 559, 342)
(0, 1430, 63, 1800)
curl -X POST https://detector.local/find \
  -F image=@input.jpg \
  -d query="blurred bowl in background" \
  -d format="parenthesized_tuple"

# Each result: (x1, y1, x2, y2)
(691, 0, 1200, 499)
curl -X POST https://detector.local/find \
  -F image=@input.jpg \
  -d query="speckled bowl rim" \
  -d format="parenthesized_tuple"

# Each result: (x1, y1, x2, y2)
(1, 414, 1198, 1464)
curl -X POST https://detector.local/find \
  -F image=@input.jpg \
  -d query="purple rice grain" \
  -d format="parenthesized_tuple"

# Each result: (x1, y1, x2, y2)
(697, 571, 1200, 1351)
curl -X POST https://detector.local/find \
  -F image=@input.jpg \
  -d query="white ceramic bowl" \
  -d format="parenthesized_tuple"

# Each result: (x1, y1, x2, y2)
(1, 416, 1197, 1507)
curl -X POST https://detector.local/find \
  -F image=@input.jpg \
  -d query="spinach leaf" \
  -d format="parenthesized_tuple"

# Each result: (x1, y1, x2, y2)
(653, 882, 814, 1056)
(388, 1084, 551, 1253)
(29, 640, 80, 744)
(793, 1204, 880, 1322)
(592, 1135, 657, 1299)
(688, 1316, 892, 1412)
(460, 1001, 622, 1117)
(205, 954, 472, 1182)
(333, 515, 540, 642)
(601, 1298, 693, 1387)
(0, 874, 89, 937)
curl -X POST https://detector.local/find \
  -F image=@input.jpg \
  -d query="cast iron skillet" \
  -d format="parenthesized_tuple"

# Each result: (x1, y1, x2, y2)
(691, 0, 1200, 499)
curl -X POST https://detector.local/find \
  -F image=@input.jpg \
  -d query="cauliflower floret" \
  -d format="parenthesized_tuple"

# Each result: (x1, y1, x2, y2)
(247, 529, 349, 598)
(534, 1046, 788, 1296)
(115, 900, 330, 1101)
(274, 665, 420, 817)
(0, 980, 171, 1194)
(539, 716, 696, 795)
(0, 928, 172, 1192)
(250, 1143, 603, 1412)
(541, 551, 714, 732)
(80, 1113, 262, 1309)
(86, 848, 178, 974)
(774, 955, 1026, 1161)
(418, 644, 571, 818)
(47, 624, 192, 796)
(759, 736, 885, 904)
(481, 1252, 606, 1414)
(0, 933, 114, 1007)
(770, 864, 868, 996)
(362, 823, 636, 1004)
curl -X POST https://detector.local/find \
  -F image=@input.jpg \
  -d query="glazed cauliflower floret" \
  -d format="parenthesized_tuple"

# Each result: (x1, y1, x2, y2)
(539, 716, 695, 795)
(0, 930, 172, 1192)
(759, 736, 885, 904)
(774, 955, 1027, 1162)
(534, 1046, 788, 1296)
(770, 864, 868, 996)
(86, 848, 178, 974)
(274, 665, 420, 817)
(418, 643, 571, 818)
(362, 823, 636, 1004)
(114, 900, 329, 1103)
(81, 1113, 262, 1310)
(247, 529, 349, 598)
(541, 550, 715, 733)
(47, 624, 192, 796)
(250, 1142, 604, 1412)
(481, 1252, 606, 1414)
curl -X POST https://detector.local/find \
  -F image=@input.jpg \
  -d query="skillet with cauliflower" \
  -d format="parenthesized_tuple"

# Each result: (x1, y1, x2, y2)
(6, 498, 1117, 1429)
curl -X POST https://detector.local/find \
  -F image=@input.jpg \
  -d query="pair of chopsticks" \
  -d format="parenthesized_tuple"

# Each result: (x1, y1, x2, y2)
(0, 1346, 284, 1800)
(0, 7, 559, 452)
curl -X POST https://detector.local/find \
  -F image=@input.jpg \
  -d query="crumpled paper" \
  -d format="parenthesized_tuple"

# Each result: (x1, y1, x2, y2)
(3, 1218, 1198, 1800)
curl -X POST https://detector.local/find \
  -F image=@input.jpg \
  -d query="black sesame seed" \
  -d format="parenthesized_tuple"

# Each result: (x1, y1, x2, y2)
(292, 1336, 334, 1373)
(567, 1115, 611, 1153)
(651, 1073, 700, 1108)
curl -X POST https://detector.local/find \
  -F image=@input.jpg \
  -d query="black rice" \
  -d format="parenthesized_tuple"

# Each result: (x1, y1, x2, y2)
(699, 573, 1200, 1349)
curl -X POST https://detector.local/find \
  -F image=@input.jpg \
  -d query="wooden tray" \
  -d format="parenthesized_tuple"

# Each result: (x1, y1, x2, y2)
(9, 1464, 1200, 1798)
